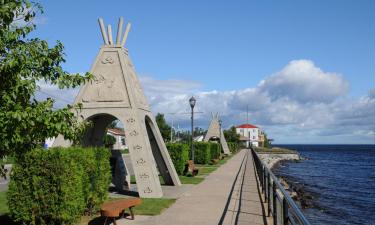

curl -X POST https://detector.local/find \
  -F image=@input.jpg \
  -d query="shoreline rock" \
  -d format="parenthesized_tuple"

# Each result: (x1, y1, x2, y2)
(257, 152, 316, 209)
(257, 153, 301, 169)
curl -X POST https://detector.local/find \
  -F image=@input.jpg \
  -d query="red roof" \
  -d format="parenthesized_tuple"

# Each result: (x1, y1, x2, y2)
(107, 128, 125, 136)
(236, 124, 258, 129)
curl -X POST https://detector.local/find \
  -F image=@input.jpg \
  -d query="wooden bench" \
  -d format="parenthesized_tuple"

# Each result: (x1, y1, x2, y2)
(185, 160, 199, 176)
(100, 198, 142, 225)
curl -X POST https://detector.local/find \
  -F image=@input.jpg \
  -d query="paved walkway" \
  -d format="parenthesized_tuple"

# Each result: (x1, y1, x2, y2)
(117, 149, 270, 225)
(221, 150, 271, 225)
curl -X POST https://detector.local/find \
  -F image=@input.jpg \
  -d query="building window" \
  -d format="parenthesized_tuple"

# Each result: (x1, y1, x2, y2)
(121, 137, 126, 145)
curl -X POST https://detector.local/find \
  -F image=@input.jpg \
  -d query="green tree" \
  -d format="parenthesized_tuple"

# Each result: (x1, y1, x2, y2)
(194, 127, 206, 137)
(224, 126, 240, 143)
(0, 0, 92, 164)
(103, 134, 116, 148)
(107, 120, 119, 129)
(155, 113, 171, 142)
(263, 132, 272, 148)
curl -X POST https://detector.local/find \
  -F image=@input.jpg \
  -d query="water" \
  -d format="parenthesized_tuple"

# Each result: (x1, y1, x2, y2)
(273, 145, 375, 225)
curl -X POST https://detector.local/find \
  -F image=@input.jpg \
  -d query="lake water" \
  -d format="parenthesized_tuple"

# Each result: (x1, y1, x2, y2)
(273, 145, 375, 225)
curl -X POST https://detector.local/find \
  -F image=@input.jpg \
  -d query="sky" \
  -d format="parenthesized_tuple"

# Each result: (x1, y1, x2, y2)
(32, 0, 375, 144)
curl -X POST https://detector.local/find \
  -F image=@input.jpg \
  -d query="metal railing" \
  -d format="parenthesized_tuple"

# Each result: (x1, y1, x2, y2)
(251, 148, 311, 225)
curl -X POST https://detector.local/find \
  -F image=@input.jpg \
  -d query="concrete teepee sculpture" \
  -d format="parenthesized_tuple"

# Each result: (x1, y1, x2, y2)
(53, 17, 181, 198)
(203, 113, 231, 154)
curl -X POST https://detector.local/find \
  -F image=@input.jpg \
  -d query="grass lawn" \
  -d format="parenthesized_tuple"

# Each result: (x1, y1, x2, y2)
(195, 166, 217, 176)
(80, 197, 176, 224)
(254, 146, 296, 154)
(120, 149, 129, 154)
(132, 198, 175, 215)
(0, 191, 8, 215)
(178, 176, 204, 184)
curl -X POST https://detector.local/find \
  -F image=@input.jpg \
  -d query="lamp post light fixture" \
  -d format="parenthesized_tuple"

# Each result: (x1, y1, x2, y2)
(189, 96, 196, 163)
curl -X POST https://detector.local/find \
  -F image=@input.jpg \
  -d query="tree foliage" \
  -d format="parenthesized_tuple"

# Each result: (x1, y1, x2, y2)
(224, 126, 240, 143)
(103, 134, 116, 148)
(263, 132, 271, 148)
(0, 0, 92, 162)
(155, 113, 171, 142)
(7, 147, 111, 224)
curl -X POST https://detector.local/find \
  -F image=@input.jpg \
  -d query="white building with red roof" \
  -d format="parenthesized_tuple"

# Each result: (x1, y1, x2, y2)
(236, 124, 260, 147)
(107, 128, 127, 150)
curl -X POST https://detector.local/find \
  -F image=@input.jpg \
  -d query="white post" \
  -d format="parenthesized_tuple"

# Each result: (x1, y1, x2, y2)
(107, 25, 113, 45)
(116, 17, 124, 46)
(121, 22, 132, 47)
(98, 18, 109, 45)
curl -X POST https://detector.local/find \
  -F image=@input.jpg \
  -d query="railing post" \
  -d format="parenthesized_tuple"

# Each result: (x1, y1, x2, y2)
(262, 166, 266, 194)
(264, 169, 268, 202)
(267, 173, 271, 216)
(283, 196, 288, 225)
(250, 148, 311, 225)
(273, 181, 277, 225)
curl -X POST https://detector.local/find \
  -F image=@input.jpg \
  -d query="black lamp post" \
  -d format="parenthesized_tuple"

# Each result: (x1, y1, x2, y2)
(189, 96, 196, 162)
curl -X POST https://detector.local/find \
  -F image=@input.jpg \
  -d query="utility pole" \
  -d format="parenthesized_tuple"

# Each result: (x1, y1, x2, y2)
(247, 105, 249, 124)
(247, 105, 250, 148)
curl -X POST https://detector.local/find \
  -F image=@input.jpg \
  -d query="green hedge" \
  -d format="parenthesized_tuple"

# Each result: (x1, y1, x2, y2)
(192, 142, 211, 164)
(7, 147, 111, 225)
(228, 142, 240, 153)
(166, 143, 189, 175)
(209, 143, 221, 160)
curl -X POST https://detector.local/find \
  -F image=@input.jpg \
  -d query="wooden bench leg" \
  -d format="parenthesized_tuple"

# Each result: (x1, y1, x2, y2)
(103, 216, 107, 225)
(113, 217, 117, 225)
(129, 206, 135, 220)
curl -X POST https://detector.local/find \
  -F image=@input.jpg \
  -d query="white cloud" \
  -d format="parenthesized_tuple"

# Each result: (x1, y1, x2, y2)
(138, 60, 374, 144)
(368, 88, 375, 99)
(258, 60, 349, 103)
(33, 60, 375, 144)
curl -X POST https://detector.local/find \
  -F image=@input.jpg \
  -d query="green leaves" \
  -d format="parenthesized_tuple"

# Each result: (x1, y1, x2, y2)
(155, 113, 172, 142)
(0, 0, 92, 160)
(7, 147, 111, 224)
(166, 143, 189, 175)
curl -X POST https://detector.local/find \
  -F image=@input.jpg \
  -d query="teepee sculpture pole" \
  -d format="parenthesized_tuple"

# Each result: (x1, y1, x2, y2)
(98, 18, 109, 45)
(121, 22, 131, 47)
(107, 25, 113, 45)
(116, 17, 124, 45)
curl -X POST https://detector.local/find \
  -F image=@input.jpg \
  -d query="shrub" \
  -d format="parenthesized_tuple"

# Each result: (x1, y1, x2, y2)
(209, 143, 221, 160)
(7, 147, 111, 225)
(193, 142, 211, 164)
(228, 142, 240, 153)
(72, 147, 111, 214)
(166, 143, 189, 175)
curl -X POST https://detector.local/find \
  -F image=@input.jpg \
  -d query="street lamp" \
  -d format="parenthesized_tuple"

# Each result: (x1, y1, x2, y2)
(219, 119, 222, 154)
(189, 96, 196, 162)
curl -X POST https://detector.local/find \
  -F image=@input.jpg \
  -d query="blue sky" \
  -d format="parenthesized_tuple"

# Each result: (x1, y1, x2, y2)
(33, 0, 375, 144)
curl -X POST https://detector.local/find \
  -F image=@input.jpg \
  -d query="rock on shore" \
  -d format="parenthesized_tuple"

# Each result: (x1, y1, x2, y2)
(257, 153, 301, 169)
(257, 152, 315, 209)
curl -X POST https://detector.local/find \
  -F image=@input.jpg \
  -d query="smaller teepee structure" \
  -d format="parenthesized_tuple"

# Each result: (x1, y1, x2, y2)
(203, 113, 231, 154)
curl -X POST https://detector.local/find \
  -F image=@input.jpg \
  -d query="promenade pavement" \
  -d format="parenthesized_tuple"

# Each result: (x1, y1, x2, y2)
(116, 149, 270, 225)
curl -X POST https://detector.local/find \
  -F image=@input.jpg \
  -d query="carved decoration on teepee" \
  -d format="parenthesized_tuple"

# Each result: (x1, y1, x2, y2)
(204, 113, 231, 155)
(53, 17, 181, 198)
